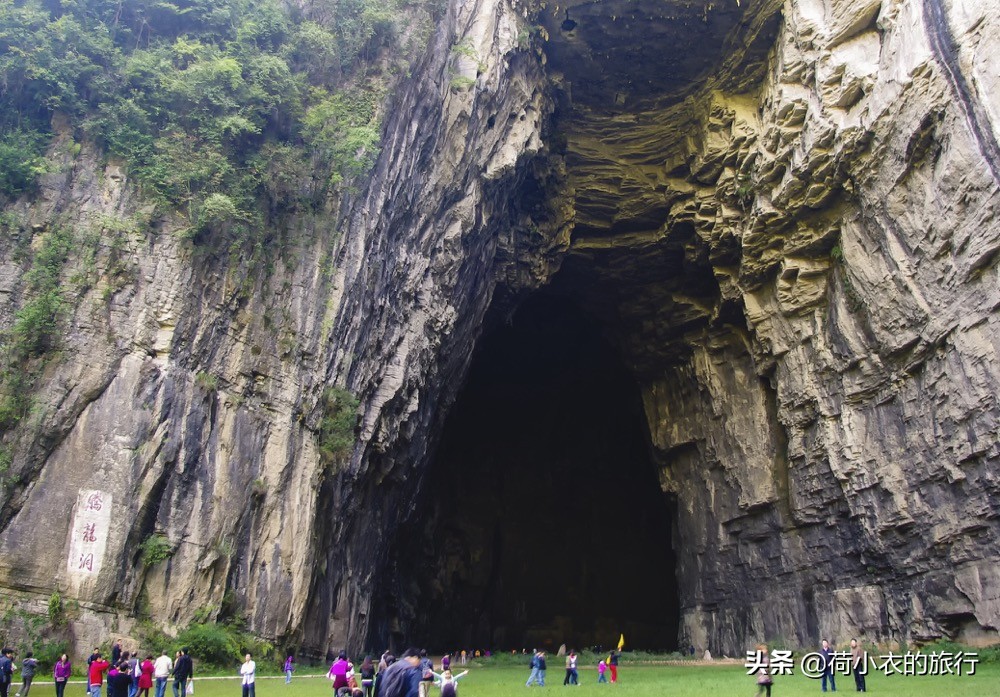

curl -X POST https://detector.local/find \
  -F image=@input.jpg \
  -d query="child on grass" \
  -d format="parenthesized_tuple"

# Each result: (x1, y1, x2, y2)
(433, 670, 468, 697)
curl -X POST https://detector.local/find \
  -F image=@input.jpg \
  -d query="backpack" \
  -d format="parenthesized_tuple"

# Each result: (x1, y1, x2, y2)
(0, 656, 10, 684)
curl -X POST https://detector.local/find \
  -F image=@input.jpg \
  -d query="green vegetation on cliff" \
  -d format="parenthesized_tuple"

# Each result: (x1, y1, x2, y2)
(318, 385, 360, 467)
(0, 222, 73, 433)
(0, 0, 439, 222)
(0, 0, 438, 445)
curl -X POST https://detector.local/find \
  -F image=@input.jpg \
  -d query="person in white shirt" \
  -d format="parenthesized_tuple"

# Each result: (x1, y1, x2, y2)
(240, 655, 256, 697)
(152, 653, 172, 697)
(433, 670, 468, 697)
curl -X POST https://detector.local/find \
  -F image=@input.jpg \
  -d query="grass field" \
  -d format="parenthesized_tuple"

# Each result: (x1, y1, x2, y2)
(21, 663, 999, 697)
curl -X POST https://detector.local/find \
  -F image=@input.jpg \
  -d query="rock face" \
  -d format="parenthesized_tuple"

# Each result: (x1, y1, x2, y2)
(1, 0, 999, 657)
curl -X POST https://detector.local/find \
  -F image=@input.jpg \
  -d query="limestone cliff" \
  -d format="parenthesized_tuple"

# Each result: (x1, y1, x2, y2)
(1, 0, 999, 657)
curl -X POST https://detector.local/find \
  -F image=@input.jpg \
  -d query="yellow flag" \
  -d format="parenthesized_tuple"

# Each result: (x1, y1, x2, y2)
(617, 634, 625, 651)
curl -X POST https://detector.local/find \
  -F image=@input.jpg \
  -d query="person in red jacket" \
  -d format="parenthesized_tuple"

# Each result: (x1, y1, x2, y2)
(137, 656, 154, 697)
(88, 654, 110, 697)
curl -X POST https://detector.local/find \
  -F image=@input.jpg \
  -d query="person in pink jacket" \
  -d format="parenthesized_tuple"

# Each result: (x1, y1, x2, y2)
(328, 652, 349, 692)
(53, 655, 72, 697)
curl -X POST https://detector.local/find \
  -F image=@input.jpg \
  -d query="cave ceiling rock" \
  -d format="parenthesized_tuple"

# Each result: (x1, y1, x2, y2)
(543, 0, 1000, 653)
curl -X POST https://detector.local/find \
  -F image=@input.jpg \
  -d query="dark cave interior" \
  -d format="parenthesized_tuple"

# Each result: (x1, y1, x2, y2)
(392, 289, 680, 651)
(366, 0, 788, 657)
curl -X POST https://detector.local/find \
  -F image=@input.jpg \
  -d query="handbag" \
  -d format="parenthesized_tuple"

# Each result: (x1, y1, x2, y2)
(186, 681, 194, 695)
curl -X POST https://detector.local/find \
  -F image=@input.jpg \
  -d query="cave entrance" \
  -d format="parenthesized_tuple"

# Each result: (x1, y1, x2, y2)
(399, 288, 679, 652)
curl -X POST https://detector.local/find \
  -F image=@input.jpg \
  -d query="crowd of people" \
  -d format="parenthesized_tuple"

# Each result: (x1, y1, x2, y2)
(0, 633, 887, 697)
(1, 640, 637, 697)
(525, 648, 619, 687)
(0, 643, 193, 697)
(0, 642, 469, 697)
(319, 648, 466, 697)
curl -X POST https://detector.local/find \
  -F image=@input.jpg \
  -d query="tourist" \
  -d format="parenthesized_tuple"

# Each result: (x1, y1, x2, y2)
(0, 648, 15, 697)
(86, 650, 100, 695)
(525, 651, 540, 687)
(124, 654, 137, 697)
(608, 650, 619, 684)
(88, 653, 110, 697)
(112, 643, 123, 666)
(850, 639, 865, 692)
(329, 652, 350, 693)
(563, 650, 579, 685)
(54, 654, 72, 697)
(359, 657, 375, 697)
(754, 644, 773, 697)
(459, 651, 466, 667)
(138, 656, 154, 697)
(153, 651, 171, 697)
(171, 648, 193, 697)
(346, 668, 359, 695)
(819, 640, 835, 692)
(378, 652, 390, 674)
(374, 649, 420, 697)
(597, 659, 607, 684)
(284, 655, 294, 684)
(127, 652, 140, 697)
(240, 654, 256, 697)
(417, 651, 433, 697)
(17, 651, 37, 697)
(433, 670, 467, 697)
(534, 652, 546, 686)
(109, 662, 132, 697)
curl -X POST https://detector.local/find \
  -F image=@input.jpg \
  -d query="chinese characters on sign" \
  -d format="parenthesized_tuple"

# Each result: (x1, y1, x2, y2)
(745, 650, 980, 678)
(67, 489, 113, 578)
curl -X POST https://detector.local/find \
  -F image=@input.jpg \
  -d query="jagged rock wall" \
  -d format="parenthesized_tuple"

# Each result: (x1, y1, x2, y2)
(0, 0, 562, 655)
(559, 0, 1000, 653)
(378, 0, 1000, 654)
(299, 0, 566, 650)
(731, 0, 1000, 650)
(0, 125, 340, 648)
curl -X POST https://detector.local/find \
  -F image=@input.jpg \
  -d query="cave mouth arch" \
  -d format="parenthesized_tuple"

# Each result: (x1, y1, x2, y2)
(391, 289, 680, 652)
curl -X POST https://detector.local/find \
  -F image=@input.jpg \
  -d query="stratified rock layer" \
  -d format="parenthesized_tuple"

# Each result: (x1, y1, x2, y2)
(0, 0, 998, 656)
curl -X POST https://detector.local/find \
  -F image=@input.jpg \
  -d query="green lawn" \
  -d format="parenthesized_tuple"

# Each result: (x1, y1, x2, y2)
(22, 663, 1000, 697)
